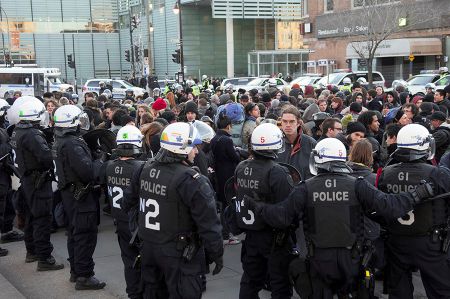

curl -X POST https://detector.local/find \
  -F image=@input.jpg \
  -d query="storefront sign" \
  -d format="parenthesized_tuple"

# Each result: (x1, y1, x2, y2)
(346, 38, 442, 58)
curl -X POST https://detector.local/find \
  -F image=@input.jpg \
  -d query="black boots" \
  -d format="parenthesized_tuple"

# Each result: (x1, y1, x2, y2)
(37, 256, 64, 271)
(25, 252, 37, 263)
(75, 276, 106, 290)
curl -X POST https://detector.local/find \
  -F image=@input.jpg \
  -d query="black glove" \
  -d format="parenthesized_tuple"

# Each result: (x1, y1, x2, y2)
(211, 256, 223, 275)
(243, 195, 264, 214)
(410, 180, 434, 204)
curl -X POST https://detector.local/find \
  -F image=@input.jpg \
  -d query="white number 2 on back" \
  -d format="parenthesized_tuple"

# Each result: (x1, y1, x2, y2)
(398, 210, 415, 226)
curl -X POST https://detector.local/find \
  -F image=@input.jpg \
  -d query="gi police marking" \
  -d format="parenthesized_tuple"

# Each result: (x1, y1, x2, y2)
(312, 179, 349, 202)
(236, 167, 260, 189)
(139, 167, 165, 231)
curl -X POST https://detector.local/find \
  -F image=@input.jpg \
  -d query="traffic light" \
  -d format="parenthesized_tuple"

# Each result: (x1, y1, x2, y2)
(125, 50, 130, 62)
(172, 49, 181, 64)
(131, 15, 138, 30)
(134, 45, 140, 62)
(5, 54, 11, 66)
(67, 54, 75, 69)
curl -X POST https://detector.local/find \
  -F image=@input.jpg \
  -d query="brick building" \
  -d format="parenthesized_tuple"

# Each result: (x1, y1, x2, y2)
(303, 0, 450, 84)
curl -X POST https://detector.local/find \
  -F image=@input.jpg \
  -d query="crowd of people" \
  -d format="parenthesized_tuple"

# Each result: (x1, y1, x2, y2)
(0, 73, 450, 298)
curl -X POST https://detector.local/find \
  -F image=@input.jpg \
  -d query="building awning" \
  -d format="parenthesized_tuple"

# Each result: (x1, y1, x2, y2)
(346, 38, 442, 59)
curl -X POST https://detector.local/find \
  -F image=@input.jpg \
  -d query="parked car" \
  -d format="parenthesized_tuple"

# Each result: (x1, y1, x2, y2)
(391, 72, 442, 95)
(316, 71, 386, 88)
(239, 77, 288, 92)
(157, 79, 176, 89)
(434, 74, 450, 89)
(82, 79, 145, 99)
(221, 77, 257, 90)
(289, 74, 322, 90)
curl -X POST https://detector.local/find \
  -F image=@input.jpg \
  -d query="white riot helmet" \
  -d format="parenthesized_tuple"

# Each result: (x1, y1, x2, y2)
(439, 66, 448, 73)
(53, 105, 90, 130)
(114, 125, 144, 156)
(251, 123, 284, 158)
(343, 77, 352, 85)
(396, 124, 435, 160)
(0, 99, 9, 117)
(191, 120, 215, 143)
(102, 89, 112, 99)
(357, 77, 367, 84)
(268, 78, 277, 87)
(309, 138, 349, 175)
(17, 96, 50, 127)
(202, 74, 208, 81)
(224, 83, 234, 93)
(160, 122, 202, 155)
(152, 87, 161, 97)
(425, 83, 436, 91)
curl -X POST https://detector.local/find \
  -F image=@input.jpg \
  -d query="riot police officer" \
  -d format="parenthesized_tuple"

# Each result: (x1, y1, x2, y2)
(244, 138, 434, 298)
(9, 96, 64, 271)
(234, 123, 294, 299)
(52, 105, 106, 290)
(101, 125, 144, 298)
(123, 122, 223, 298)
(0, 99, 15, 256)
(377, 123, 450, 298)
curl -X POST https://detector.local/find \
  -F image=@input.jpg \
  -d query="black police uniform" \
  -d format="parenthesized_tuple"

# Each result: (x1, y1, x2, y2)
(378, 161, 450, 298)
(0, 127, 16, 238)
(10, 123, 55, 262)
(234, 158, 294, 299)
(103, 158, 144, 299)
(255, 171, 421, 299)
(123, 153, 223, 299)
(53, 132, 101, 281)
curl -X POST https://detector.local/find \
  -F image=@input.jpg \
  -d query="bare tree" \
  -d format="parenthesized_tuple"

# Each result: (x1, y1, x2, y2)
(325, 0, 442, 86)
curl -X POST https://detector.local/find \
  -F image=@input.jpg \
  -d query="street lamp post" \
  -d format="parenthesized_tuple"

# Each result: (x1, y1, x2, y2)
(173, 0, 184, 83)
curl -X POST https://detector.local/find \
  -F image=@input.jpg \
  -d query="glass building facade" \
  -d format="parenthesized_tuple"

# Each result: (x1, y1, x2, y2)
(0, 0, 149, 86)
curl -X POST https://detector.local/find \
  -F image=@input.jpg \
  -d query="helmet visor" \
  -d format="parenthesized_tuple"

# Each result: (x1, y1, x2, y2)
(428, 135, 436, 160)
(39, 110, 50, 128)
(309, 151, 318, 176)
(78, 112, 90, 131)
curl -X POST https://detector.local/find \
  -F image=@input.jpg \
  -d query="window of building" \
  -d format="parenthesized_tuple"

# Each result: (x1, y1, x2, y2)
(353, 0, 398, 8)
(324, 0, 334, 12)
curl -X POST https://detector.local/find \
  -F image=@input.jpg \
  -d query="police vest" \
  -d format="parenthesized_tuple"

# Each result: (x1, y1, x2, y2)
(53, 135, 92, 189)
(378, 162, 445, 236)
(10, 126, 46, 176)
(305, 173, 362, 248)
(138, 161, 196, 244)
(235, 159, 273, 231)
(106, 159, 144, 221)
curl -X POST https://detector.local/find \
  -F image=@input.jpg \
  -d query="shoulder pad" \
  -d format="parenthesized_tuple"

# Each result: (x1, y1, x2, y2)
(186, 167, 201, 180)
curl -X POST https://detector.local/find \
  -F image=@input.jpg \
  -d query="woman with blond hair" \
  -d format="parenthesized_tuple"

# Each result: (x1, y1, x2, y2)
(140, 121, 164, 158)
(347, 139, 383, 274)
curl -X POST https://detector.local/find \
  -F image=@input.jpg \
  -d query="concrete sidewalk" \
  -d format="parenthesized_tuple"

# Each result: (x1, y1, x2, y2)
(0, 214, 427, 298)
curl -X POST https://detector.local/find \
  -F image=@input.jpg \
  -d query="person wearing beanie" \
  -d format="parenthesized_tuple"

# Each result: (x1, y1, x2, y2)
(423, 93, 434, 103)
(184, 101, 199, 122)
(151, 98, 167, 118)
(160, 110, 177, 124)
(431, 111, 450, 163)
(280, 94, 289, 102)
(248, 89, 259, 102)
(338, 121, 366, 152)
